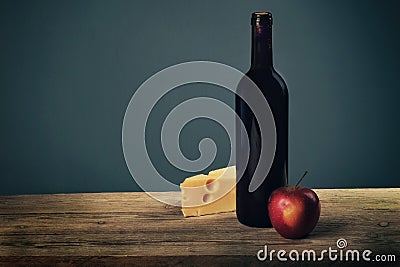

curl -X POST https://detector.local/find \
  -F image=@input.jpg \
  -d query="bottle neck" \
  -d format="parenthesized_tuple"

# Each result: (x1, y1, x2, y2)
(251, 21, 273, 68)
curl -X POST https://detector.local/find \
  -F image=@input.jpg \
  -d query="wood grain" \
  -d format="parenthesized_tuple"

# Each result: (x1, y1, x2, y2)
(0, 189, 399, 266)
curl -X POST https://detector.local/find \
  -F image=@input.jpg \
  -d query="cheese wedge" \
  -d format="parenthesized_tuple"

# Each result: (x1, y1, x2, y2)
(180, 166, 236, 217)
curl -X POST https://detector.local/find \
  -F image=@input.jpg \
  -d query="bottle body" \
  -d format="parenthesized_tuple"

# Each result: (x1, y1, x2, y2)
(235, 12, 288, 228)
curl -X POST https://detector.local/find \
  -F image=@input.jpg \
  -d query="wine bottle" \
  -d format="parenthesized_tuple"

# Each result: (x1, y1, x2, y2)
(235, 12, 288, 227)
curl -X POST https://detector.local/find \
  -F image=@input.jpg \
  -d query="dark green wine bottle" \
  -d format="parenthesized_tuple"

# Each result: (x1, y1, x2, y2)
(236, 12, 288, 228)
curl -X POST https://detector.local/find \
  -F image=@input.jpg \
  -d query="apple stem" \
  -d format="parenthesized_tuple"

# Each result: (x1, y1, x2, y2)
(295, 171, 308, 187)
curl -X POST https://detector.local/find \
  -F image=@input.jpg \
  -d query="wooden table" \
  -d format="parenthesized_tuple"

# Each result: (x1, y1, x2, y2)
(0, 189, 399, 266)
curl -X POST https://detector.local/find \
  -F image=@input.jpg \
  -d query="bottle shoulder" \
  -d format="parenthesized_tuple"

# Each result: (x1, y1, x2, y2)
(272, 68, 288, 95)
(245, 67, 288, 95)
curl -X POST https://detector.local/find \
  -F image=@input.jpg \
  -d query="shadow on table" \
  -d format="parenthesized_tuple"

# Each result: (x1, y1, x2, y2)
(310, 216, 348, 238)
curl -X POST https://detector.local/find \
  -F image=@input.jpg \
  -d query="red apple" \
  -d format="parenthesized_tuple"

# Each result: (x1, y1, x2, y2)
(268, 172, 321, 239)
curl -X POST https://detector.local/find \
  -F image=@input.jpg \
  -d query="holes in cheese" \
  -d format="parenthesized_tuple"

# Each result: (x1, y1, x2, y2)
(205, 178, 219, 193)
(180, 166, 236, 217)
(202, 194, 213, 203)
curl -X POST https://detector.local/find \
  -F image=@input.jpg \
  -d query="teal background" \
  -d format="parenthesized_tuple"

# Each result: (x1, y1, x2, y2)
(1, 0, 399, 194)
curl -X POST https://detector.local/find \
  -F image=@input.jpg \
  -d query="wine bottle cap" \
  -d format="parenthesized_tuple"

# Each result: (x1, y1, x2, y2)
(251, 12, 273, 26)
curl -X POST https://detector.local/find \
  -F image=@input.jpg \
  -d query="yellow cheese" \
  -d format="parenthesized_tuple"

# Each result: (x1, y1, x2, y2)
(180, 166, 236, 217)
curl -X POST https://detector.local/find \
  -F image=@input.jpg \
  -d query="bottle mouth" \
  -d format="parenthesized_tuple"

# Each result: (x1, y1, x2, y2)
(251, 12, 273, 25)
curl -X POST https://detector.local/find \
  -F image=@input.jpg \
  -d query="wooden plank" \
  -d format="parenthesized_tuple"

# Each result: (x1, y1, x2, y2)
(0, 189, 399, 266)
(0, 192, 181, 215)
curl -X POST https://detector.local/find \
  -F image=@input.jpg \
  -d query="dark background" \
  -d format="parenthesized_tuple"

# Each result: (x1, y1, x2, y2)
(1, 0, 399, 194)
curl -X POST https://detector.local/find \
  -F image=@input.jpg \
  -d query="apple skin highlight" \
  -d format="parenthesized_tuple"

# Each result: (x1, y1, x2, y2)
(268, 186, 321, 239)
